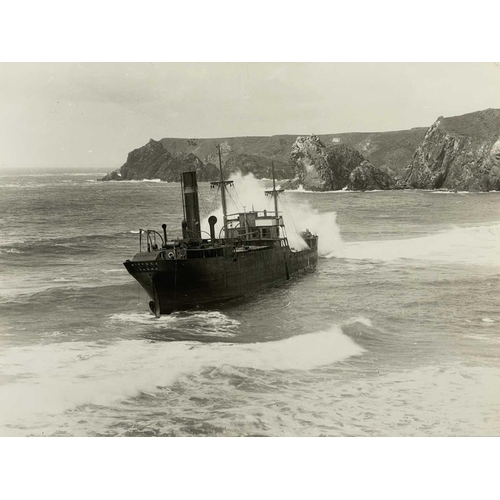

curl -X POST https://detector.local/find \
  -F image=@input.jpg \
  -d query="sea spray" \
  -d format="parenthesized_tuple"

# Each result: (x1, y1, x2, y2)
(201, 172, 344, 256)
(327, 222, 500, 266)
(282, 199, 343, 256)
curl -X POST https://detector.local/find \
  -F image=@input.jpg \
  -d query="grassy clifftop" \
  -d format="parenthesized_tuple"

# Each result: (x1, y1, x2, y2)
(160, 128, 427, 177)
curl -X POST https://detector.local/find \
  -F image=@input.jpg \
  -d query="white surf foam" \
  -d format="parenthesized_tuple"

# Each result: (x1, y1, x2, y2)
(344, 317, 373, 327)
(201, 173, 343, 256)
(0, 325, 363, 430)
(431, 191, 469, 195)
(109, 310, 240, 336)
(288, 185, 349, 194)
(327, 222, 500, 267)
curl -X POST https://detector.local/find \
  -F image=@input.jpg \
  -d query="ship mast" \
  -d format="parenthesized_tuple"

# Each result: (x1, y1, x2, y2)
(265, 162, 284, 234)
(210, 144, 233, 239)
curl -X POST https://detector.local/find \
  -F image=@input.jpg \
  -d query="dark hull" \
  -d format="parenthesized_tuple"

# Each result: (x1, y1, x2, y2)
(124, 245, 317, 315)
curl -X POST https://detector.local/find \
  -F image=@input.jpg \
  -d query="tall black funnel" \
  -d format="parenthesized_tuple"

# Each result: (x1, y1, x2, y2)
(181, 171, 201, 239)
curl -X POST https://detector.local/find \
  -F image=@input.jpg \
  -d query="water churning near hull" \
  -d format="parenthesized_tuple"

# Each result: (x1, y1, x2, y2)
(202, 173, 342, 255)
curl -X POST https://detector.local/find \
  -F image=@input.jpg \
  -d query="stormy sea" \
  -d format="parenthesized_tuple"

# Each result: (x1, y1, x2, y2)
(1, 171, 499, 437)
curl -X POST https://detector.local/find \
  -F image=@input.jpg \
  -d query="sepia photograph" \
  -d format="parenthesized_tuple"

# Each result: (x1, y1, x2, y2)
(1, 61, 499, 439)
(1, 2, 499, 497)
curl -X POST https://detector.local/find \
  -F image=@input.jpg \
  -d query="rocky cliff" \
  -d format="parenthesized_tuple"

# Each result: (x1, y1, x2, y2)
(348, 162, 397, 190)
(283, 135, 395, 191)
(101, 139, 219, 182)
(102, 139, 293, 182)
(101, 108, 500, 191)
(404, 109, 500, 191)
(102, 129, 426, 182)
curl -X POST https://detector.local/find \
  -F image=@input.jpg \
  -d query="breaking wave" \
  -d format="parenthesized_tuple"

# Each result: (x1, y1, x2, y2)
(0, 325, 363, 432)
(327, 222, 500, 267)
(287, 185, 350, 194)
(105, 178, 167, 183)
(109, 310, 241, 338)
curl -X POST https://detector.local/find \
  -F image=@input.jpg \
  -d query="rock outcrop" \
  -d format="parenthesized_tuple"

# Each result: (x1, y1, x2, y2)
(285, 135, 394, 191)
(348, 162, 397, 190)
(322, 144, 370, 190)
(404, 109, 500, 191)
(101, 139, 218, 182)
(102, 139, 293, 183)
(287, 135, 330, 190)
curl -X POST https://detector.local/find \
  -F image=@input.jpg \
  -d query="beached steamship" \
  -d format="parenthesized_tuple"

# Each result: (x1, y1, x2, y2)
(124, 146, 318, 316)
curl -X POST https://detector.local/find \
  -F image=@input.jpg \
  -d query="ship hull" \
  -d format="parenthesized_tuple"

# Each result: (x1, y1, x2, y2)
(124, 245, 317, 315)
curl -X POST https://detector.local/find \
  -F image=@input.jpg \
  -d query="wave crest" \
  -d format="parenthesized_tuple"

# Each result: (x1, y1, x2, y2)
(327, 222, 500, 267)
(0, 324, 363, 432)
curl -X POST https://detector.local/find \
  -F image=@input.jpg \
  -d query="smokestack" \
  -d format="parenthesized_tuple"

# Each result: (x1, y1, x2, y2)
(181, 171, 201, 239)
(208, 215, 217, 241)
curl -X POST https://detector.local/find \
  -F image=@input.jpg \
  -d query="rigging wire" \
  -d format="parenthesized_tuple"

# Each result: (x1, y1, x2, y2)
(226, 185, 240, 213)
(280, 193, 302, 239)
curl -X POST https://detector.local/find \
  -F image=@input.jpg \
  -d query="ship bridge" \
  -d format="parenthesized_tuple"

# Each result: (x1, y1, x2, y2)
(225, 210, 283, 241)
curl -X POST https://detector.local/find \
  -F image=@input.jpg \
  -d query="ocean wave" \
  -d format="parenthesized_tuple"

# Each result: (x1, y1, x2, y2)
(326, 222, 500, 267)
(105, 178, 168, 183)
(344, 316, 373, 328)
(431, 191, 469, 195)
(0, 282, 133, 310)
(0, 324, 363, 432)
(287, 186, 391, 194)
(0, 183, 94, 189)
(482, 318, 495, 323)
(0, 231, 136, 257)
(108, 310, 240, 337)
(0, 173, 107, 177)
(0, 248, 22, 254)
(287, 185, 350, 194)
(0, 171, 106, 178)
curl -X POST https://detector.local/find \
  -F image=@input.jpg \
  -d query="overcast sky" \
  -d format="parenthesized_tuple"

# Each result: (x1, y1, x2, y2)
(1, 62, 500, 171)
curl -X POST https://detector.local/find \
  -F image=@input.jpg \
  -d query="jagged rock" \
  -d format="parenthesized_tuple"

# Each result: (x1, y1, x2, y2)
(406, 109, 500, 191)
(322, 144, 369, 190)
(101, 170, 121, 181)
(287, 135, 378, 191)
(194, 162, 219, 181)
(348, 161, 397, 190)
(288, 135, 329, 190)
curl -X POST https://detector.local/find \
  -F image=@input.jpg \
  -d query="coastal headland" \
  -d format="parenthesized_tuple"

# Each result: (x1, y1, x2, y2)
(102, 108, 500, 192)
